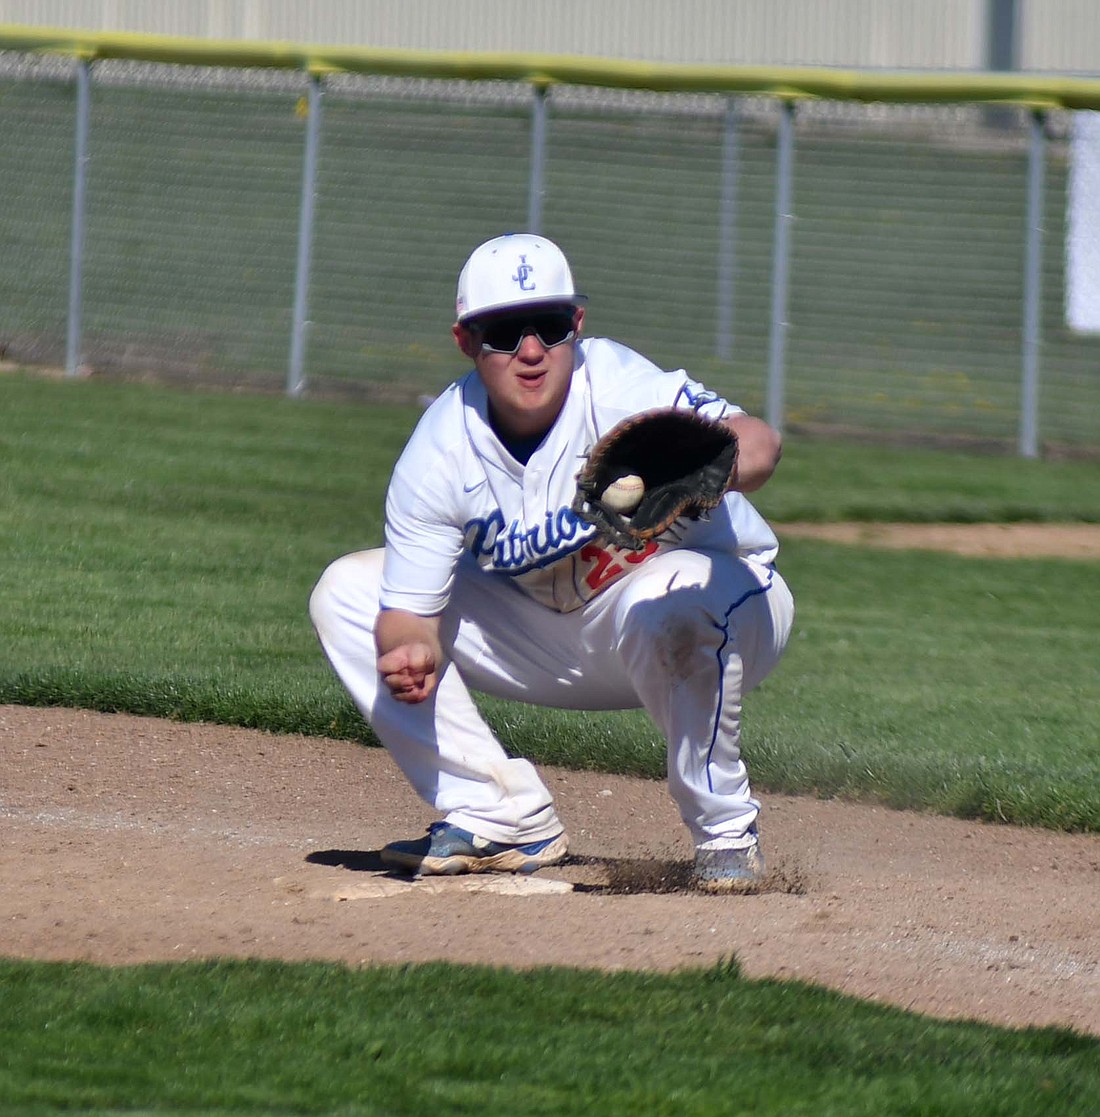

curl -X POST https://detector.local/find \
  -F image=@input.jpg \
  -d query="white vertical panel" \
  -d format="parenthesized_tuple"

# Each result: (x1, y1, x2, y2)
(1066, 112, 1100, 332)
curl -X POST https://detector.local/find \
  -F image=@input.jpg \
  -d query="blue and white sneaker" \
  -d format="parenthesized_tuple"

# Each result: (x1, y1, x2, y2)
(692, 825, 766, 893)
(381, 821, 569, 877)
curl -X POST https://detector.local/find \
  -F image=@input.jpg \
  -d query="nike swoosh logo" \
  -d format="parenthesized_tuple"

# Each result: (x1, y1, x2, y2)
(463, 479, 487, 493)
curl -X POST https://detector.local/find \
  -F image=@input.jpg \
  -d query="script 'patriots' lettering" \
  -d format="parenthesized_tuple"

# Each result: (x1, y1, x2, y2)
(465, 505, 591, 570)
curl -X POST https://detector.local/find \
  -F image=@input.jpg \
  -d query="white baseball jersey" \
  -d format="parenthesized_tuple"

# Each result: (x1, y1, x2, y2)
(380, 337, 779, 616)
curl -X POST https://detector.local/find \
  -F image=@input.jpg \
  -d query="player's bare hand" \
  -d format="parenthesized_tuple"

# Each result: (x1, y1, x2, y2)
(377, 642, 438, 703)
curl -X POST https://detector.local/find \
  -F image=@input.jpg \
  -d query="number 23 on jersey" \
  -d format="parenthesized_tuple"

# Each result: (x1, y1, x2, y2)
(578, 539, 660, 595)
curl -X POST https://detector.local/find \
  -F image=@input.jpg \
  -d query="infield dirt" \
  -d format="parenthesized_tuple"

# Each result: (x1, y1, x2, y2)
(3, 702, 1098, 1037)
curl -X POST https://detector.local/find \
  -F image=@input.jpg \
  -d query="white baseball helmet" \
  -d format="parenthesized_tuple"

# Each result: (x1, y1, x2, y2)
(455, 233, 586, 323)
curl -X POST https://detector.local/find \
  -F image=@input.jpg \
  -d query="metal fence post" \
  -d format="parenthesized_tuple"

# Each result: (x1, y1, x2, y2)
(766, 100, 795, 432)
(528, 84, 549, 234)
(66, 58, 91, 378)
(1019, 109, 1045, 458)
(288, 73, 323, 397)
(715, 97, 739, 361)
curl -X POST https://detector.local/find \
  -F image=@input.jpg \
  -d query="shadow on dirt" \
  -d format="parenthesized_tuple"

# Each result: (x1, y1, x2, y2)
(305, 849, 808, 896)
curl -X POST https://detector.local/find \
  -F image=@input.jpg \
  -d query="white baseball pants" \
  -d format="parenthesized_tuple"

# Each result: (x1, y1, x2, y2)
(309, 547, 793, 847)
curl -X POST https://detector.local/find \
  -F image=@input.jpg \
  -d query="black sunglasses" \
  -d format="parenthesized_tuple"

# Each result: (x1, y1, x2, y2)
(472, 310, 576, 355)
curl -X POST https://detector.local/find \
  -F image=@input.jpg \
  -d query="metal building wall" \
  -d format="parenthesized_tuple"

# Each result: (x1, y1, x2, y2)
(2, 0, 1095, 72)
(1021, 0, 1100, 73)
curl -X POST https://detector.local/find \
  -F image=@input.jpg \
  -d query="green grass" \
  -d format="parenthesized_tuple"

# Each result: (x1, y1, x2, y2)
(0, 959, 1096, 1116)
(749, 436, 1100, 523)
(747, 540, 1100, 827)
(1, 371, 1098, 831)
(0, 372, 408, 733)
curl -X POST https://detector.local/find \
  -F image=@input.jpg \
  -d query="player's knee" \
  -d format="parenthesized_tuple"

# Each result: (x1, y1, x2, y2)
(620, 585, 711, 662)
(307, 571, 335, 632)
(308, 549, 385, 633)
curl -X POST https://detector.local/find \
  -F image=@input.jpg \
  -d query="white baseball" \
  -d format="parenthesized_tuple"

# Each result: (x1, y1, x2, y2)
(601, 473, 645, 514)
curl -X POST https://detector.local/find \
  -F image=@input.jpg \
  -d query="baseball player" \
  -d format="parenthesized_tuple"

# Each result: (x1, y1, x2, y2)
(309, 233, 794, 892)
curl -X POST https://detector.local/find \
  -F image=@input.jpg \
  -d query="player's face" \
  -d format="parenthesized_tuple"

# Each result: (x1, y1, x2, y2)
(454, 306, 584, 441)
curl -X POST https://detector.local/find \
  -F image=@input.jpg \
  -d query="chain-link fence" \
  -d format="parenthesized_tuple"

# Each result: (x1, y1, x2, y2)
(1, 44, 1099, 455)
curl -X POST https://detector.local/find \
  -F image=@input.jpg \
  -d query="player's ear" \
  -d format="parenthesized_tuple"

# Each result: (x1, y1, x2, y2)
(453, 322, 479, 359)
(572, 306, 585, 336)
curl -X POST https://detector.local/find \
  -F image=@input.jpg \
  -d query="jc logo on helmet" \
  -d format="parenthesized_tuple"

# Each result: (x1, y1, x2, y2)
(512, 256, 535, 291)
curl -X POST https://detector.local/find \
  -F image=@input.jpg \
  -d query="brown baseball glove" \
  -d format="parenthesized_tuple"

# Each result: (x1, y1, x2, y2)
(571, 407, 739, 550)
